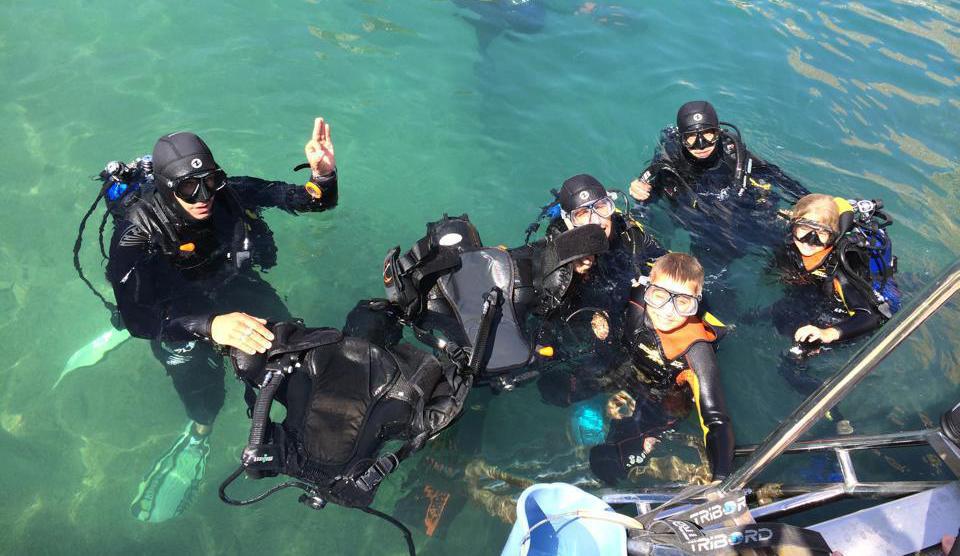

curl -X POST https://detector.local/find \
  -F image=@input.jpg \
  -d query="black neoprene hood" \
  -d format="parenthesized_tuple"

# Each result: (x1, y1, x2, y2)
(558, 174, 607, 212)
(152, 132, 221, 188)
(676, 101, 719, 134)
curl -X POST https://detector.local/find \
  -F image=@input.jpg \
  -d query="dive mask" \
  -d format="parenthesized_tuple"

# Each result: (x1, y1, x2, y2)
(792, 218, 837, 247)
(682, 128, 719, 151)
(174, 169, 227, 203)
(642, 282, 701, 317)
(565, 196, 615, 227)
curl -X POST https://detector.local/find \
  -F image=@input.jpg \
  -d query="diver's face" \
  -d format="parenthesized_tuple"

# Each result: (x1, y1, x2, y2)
(566, 196, 615, 238)
(646, 276, 701, 333)
(792, 216, 834, 258)
(175, 194, 215, 220)
(687, 144, 716, 159)
(794, 235, 825, 257)
(682, 128, 719, 159)
(593, 213, 613, 238)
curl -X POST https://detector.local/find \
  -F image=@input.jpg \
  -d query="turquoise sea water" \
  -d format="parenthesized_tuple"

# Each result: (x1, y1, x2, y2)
(2, 1, 959, 554)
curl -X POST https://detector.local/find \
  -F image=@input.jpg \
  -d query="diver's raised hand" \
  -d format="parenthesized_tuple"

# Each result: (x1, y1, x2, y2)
(629, 177, 652, 202)
(794, 324, 840, 345)
(305, 117, 336, 176)
(211, 312, 275, 355)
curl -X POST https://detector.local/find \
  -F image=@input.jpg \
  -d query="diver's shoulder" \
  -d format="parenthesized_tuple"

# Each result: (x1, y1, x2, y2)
(113, 216, 151, 248)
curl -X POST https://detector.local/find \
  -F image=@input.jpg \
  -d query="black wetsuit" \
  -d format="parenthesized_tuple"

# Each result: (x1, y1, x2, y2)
(621, 288, 735, 479)
(106, 173, 337, 425)
(639, 127, 809, 271)
(768, 240, 888, 405)
(535, 214, 667, 406)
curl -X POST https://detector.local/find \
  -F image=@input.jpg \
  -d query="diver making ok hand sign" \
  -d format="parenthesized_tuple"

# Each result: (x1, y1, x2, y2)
(105, 117, 339, 523)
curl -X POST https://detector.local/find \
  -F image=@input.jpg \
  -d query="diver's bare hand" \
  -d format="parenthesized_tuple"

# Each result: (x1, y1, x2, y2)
(794, 324, 840, 344)
(606, 390, 637, 420)
(573, 255, 595, 275)
(211, 312, 275, 355)
(629, 178, 652, 202)
(642, 437, 659, 454)
(305, 117, 336, 176)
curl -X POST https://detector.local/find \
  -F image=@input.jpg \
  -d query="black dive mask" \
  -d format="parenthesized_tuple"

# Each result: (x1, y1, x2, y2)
(791, 219, 837, 247)
(174, 169, 227, 203)
(682, 128, 720, 151)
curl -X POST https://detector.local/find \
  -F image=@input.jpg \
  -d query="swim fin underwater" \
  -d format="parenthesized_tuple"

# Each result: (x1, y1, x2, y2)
(53, 326, 130, 389)
(130, 422, 209, 522)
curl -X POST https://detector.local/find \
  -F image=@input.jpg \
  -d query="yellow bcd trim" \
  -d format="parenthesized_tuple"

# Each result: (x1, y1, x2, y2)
(834, 197, 853, 215)
(703, 312, 725, 328)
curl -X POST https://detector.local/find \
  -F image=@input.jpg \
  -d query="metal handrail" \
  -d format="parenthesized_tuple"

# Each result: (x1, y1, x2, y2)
(733, 429, 933, 456)
(720, 259, 960, 492)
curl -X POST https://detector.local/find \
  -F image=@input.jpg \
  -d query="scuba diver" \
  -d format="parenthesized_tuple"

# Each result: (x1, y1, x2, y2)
(589, 387, 713, 487)
(620, 253, 735, 480)
(529, 174, 667, 405)
(628, 100, 810, 272)
(105, 118, 338, 522)
(763, 193, 900, 435)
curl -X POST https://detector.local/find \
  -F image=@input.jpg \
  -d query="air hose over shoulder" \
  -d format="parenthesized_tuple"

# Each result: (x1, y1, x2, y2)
(719, 121, 748, 196)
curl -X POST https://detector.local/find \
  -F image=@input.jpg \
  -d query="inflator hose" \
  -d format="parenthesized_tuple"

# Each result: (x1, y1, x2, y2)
(247, 370, 282, 448)
(467, 287, 502, 374)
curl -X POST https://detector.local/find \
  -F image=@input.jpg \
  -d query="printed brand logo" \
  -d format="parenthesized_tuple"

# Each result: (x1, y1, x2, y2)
(688, 528, 773, 551)
(687, 498, 747, 525)
(693, 113, 703, 122)
(191, 158, 203, 169)
(252, 454, 274, 463)
(667, 520, 700, 541)
(579, 191, 590, 201)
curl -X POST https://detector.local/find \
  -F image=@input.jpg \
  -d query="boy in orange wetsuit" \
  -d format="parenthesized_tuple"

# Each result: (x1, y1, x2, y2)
(617, 252, 735, 480)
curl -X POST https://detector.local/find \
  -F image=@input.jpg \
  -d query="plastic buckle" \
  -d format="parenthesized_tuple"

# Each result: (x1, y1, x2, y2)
(355, 453, 400, 492)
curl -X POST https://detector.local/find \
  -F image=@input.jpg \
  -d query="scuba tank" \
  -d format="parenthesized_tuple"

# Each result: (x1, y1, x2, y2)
(837, 199, 901, 318)
(59, 156, 154, 389)
(73, 155, 155, 323)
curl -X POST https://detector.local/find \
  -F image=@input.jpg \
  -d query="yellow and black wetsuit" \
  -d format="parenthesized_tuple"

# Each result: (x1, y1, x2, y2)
(779, 246, 885, 341)
(623, 288, 735, 479)
(774, 198, 887, 342)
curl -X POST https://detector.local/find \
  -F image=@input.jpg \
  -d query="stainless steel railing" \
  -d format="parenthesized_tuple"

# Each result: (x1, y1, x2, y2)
(719, 258, 960, 492)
